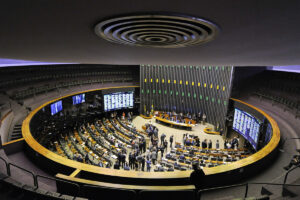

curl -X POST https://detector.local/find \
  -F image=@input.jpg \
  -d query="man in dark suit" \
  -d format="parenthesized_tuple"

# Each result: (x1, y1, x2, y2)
(202, 139, 207, 149)
(190, 164, 205, 190)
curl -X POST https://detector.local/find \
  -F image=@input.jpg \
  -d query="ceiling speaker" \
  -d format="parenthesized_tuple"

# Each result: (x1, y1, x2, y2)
(94, 13, 219, 48)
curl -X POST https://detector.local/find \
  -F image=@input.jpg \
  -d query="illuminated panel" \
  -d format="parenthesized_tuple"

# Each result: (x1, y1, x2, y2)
(233, 108, 260, 150)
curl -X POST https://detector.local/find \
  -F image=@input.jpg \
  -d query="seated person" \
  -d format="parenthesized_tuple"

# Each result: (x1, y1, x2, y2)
(179, 154, 185, 162)
(174, 161, 181, 169)
(166, 152, 172, 159)
(284, 153, 300, 170)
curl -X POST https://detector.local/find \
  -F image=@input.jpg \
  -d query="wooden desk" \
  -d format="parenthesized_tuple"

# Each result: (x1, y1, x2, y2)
(154, 116, 193, 130)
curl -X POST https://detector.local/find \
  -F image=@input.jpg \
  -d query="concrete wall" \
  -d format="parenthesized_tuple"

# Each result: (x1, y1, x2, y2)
(0, 110, 14, 144)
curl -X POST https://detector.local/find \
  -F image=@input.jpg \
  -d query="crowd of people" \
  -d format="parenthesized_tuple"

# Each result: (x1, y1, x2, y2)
(154, 111, 207, 125)
(51, 112, 247, 173)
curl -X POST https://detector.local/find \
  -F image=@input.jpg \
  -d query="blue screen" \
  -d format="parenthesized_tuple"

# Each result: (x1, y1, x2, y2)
(233, 108, 260, 150)
(104, 91, 134, 112)
(264, 123, 272, 144)
(72, 93, 85, 105)
(50, 100, 63, 115)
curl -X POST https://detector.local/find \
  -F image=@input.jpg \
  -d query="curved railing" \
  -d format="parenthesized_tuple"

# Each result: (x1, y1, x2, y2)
(21, 88, 280, 185)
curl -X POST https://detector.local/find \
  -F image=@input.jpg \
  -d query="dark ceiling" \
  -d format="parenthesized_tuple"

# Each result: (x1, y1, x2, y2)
(1, 0, 300, 66)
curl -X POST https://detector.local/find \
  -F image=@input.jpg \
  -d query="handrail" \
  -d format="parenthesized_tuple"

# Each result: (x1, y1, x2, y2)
(198, 183, 248, 199)
(0, 156, 9, 175)
(7, 162, 37, 187)
(36, 174, 80, 200)
(283, 163, 300, 185)
(198, 182, 300, 199)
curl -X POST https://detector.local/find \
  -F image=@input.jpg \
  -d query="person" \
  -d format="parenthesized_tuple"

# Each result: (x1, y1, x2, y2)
(284, 153, 300, 170)
(164, 140, 168, 151)
(216, 140, 220, 149)
(160, 133, 166, 144)
(141, 156, 146, 171)
(202, 113, 206, 125)
(202, 139, 207, 149)
(151, 150, 157, 165)
(224, 139, 228, 149)
(169, 135, 174, 148)
(208, 140, 212, 149)
(195, 137, 200, 147)
(124, 162, 130, 170)
(160, 146, 165, 159)
(85, 153, 89, 164)
(146, 158, 151, 172)
(190, 163, 206, 190)
(114, 161, 120, 170)
(226, 140, 232, 149)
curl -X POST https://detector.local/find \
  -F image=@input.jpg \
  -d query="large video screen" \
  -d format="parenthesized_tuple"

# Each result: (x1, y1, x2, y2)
(233, 108, 260, 150)
(72, 93, 85, 105)
(50, 100, 63, 115)
(104, 91, 134, 112)
(264, 123, 272, 144)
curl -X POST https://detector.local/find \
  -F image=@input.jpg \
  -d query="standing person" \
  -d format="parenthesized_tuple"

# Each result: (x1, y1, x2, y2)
(146, 158, 151, 172)
(131, 153, 136, 170)
(160, 146, 165, 160)
(129, 152, 133, 169)
(208, 140, 212, 149)
(141, 156, 146, 171)
(202, 113, 206, 125)
(190, 164, 206, 190)
(160, 133, 166, 145)
(151, 150, 157, 165)
(216, 140, 220, 149)
(202, 139, 207, 149)
(164, 140, 168, 151)
(195, 137, 200, 147)
(142, 138, 146, 153)
(183, 134, 188, 146)
(170, 135, 174, 148)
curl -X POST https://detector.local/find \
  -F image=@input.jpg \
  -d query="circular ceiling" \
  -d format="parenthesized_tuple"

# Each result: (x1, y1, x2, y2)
(94, 13, 219, 48)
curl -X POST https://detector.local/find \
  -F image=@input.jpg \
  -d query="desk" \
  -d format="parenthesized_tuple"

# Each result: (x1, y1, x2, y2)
(154, 116, 193, 130)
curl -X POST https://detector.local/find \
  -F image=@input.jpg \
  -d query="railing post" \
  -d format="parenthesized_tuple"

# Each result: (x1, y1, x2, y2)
(244, 183, 248, 198)
(7, 163, 11, 176)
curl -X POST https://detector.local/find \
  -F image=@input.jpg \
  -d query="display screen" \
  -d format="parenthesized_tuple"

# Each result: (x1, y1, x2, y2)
(50, 100, 63, 115)
(233, 108, 260, 149)
(265, 123, 272, 144)
(104, 91, 134, 112)
(72, 93, 85, 105)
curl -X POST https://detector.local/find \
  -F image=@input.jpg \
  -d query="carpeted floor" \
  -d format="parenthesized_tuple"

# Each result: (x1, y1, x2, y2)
(132, 116, 225, 150)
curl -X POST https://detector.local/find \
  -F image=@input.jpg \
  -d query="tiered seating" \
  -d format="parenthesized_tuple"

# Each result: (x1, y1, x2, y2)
(102, 118, 132, 146)
(90, 123, 124, 155)
(0, 65, 137, 100)
(252, 71, 300, 117)
(79, 126, 113, 165)
(53, 141, 66, 158)
(161, 142, 250, 170)
(116, 117, 148, 137)
(73, 130, 108, 166)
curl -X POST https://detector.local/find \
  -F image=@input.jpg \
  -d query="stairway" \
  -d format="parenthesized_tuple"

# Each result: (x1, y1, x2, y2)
(10, 124, 22, 140)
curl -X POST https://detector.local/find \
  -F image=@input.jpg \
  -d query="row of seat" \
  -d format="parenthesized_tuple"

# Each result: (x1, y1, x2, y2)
(254, 91, 300, 115)
(162, 143, 250, 170)
(12, 76, 133, 100)
(0, 65, 133, 87)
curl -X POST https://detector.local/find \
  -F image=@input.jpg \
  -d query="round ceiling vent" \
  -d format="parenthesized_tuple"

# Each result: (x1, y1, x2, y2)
(94, 13, 219, 48)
